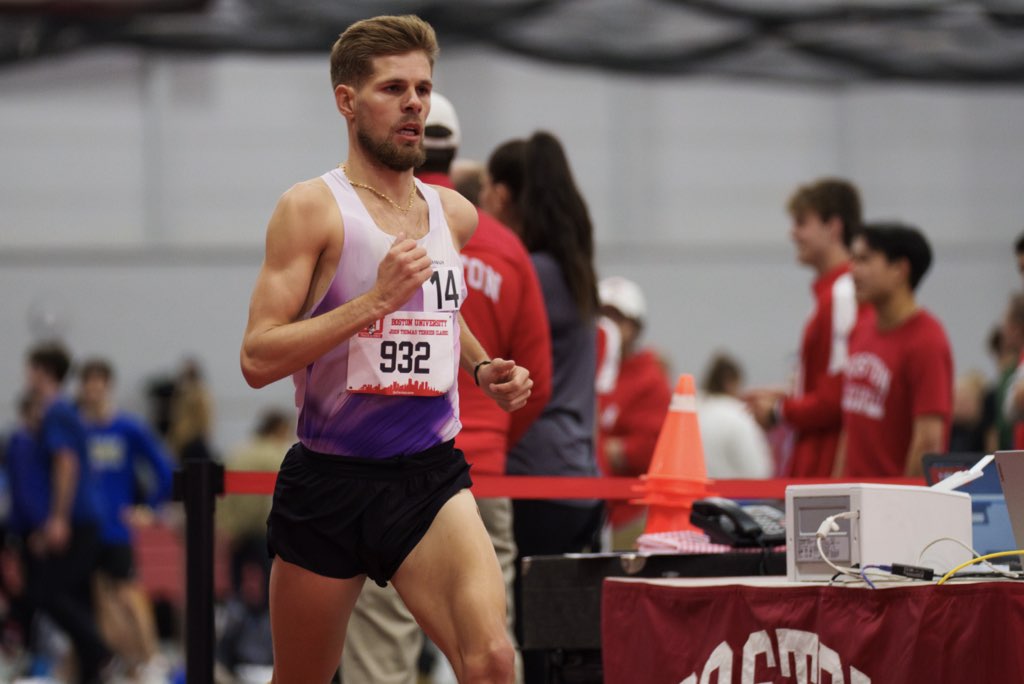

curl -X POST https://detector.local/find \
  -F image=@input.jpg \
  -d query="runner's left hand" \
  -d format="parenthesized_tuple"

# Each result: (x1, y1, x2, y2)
(478, 358, 532, 412)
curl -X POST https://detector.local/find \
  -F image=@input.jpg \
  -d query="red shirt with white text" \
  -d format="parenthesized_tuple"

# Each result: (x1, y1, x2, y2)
(841, 309, 952, 477)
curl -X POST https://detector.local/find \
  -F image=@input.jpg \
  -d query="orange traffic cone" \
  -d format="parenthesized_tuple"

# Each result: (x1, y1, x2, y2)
(632, 374, 709, 534)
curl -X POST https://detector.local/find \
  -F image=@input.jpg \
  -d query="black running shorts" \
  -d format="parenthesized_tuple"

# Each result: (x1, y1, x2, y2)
(266, 440, 472, 587)
(96, 542, 135, 580)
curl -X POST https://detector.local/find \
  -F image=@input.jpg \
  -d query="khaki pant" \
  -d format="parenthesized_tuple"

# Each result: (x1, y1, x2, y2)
(340, 496, 521, 684)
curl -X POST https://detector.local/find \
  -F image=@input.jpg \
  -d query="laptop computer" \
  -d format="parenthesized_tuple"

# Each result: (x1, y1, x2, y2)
(924, 452, 1015, 556)
(994, 450, 1024, 552)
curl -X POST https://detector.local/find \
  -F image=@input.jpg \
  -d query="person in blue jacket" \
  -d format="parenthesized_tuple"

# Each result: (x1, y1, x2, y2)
(78, 358, 174, 679)
(14, 342, 113, 684)
(3, 392, 49, 675)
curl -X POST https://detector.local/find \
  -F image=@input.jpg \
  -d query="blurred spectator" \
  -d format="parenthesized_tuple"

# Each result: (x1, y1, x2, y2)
(450, 158, 485, 206)
(748, 178, 872, 477)
(698, 354, 773, 480)
(77, 358, 173, 680)
(2, 394, 43, 675)
(595, 276, 671, 550)
(215, 541, 273, 682)
(1016, 230, 1024, 279)
(483, 130, 602, 684)
(145, 375, 176, 441)
(218, 409, 293, 596)
(980, 327, 1004, 452)
(949, 370, 988, 452)
(990, 295, 1024, 451)
(167, 358, 214, 461)
(595, 316, 623, 397)
(837, 224, 952, 477)
(10, 342, 113, 683)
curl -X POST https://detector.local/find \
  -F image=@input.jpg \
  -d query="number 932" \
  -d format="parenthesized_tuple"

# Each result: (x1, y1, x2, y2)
(379, 340, 431, 374)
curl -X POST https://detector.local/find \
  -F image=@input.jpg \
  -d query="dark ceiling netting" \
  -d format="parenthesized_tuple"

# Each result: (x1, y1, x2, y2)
(2, 0, 1024, 83)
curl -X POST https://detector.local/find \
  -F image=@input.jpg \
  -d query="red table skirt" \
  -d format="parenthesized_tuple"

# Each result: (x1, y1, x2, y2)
(602, 578, 1024, 684)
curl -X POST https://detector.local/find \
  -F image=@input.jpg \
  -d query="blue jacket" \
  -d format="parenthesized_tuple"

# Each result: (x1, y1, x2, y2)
(83, 412, 174, 544)
(6, 398, 102, 534)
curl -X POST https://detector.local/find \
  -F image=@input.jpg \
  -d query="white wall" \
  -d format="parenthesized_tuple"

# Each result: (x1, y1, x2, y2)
(1, 45, 1021, 452)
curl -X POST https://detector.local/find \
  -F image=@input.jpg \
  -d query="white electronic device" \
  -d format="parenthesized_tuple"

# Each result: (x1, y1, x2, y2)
(786, 483, 973, 582)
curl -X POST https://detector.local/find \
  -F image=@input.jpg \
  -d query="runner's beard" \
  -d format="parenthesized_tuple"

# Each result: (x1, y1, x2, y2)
(356, 125, 426, 172)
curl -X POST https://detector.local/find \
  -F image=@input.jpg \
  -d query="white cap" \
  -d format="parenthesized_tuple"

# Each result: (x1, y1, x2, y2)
(599, 276, 646, 323)
(424, 92, 461, 150)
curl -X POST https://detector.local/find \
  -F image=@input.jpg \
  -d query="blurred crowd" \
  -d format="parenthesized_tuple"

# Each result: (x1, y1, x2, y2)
(0, 347, 297, 683)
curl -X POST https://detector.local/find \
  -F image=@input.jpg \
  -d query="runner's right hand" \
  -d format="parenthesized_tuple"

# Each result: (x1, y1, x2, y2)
(372, 232, 433, 311)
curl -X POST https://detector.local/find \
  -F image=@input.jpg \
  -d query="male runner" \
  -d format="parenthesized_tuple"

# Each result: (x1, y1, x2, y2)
(240, 15, 531, 684)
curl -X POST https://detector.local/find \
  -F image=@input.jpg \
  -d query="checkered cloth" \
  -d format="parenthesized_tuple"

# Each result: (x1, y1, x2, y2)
(636, 530, 785, 554)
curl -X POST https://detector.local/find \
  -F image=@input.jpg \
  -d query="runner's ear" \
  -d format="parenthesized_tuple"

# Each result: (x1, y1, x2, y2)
(335, 84, 356, 120)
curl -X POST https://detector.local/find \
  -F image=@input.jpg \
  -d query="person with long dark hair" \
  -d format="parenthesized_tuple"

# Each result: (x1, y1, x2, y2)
(481, 131, 603, 683)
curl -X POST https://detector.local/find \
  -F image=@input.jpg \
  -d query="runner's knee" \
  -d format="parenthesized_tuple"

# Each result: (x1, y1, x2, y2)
(461, 636, 515, 683)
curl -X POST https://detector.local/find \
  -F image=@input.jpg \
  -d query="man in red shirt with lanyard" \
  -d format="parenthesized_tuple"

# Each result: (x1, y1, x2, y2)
(750, 178, 873, 476)
(835, 223, 953, 477)
(341, 92, 552, 684)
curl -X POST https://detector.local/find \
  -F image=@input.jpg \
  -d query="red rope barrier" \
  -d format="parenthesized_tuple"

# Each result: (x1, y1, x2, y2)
(223, 470, 925, 500)
(223, 471, 277, 495)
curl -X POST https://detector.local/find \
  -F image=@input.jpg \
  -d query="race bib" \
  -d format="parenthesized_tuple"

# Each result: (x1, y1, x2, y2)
(347, 311, 455, 396)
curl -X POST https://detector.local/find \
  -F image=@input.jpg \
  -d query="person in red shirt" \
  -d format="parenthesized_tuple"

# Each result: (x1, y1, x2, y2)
(749, 178, 873, 477)
(836, 223, 953, 478)
(595, 276, 672, 549)
(342, 92, 552, 684)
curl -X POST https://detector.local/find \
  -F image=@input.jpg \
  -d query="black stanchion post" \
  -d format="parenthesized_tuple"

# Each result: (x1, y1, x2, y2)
(175, 440, 224, 684)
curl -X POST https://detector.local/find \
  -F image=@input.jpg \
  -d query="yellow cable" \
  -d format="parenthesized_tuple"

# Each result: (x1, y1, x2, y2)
(936, 550, 1024, 585)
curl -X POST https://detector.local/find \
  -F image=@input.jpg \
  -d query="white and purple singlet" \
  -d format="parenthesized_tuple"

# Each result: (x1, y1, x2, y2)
(293, 169, 467, 458)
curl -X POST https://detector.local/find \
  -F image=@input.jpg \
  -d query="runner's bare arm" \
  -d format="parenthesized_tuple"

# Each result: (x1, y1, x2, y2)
(831, 431, 847, 478)
(240, 181, 432, 388)
(458, 315, 533, 413)
(440, 184, 488, 373)
(904, 415, 945, 478)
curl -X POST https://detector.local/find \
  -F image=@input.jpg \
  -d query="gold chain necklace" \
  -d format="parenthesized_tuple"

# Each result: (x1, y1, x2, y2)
(340, 164, 417, 213)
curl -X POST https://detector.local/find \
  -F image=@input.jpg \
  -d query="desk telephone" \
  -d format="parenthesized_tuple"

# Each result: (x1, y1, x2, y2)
(690, 497, 786, 548)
